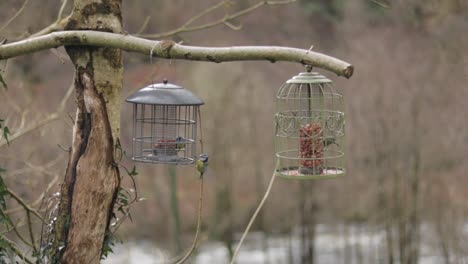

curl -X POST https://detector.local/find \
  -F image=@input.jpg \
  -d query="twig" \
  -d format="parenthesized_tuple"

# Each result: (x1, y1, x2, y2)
(28, 15, 71, 39)
(0, 0, 30, 33)
(223, 21, 242, 31)
(0, 235, 34, 264)
(56, 0, 69, 23)
(5, 155, 62, 178)
(230, 170, 277, 264)
(26, 210, 38, 253)
(7, 189, 45, 223)
(3, 215, 34, 248)
(5, 174, 59, 214)
(183, 0, 229, 28)
(370, 0, 390, 8)
(157, 172, 205, 264)
(0, 83, 73, 147)
(139, 0, 296, 39)
(26, 0, 70, 39)
(174, 176, 204, 264)
(50, 48, 67, 64)
(136, 16, 151, 35)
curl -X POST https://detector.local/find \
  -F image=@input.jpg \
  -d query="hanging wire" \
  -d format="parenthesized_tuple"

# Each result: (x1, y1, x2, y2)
(198, 108, 204, 153)
(172, 176, 204, 264)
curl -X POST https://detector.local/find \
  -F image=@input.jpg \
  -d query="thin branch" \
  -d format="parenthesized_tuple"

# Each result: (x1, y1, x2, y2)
(136, 16, 151, 35)
(140, 0, 296, 39)
(0, 0, 30, 33)
(5, 174, 59, 215)
(223, 21, 242, 31)
(4, 155, 62, 178)
(3, 215, 34, 248)
(26, 211, 38, 253)
(0, 31, 354, 78)
(0, 235, 34, 264)
(0, 84, 73, 147)
(28, 15, 71, 39)
(7, 189, 46, 223)
(183, 0, 229, 28)
(371, 0, 391, 8)
(27, 0, 70, 39)
(139, 0, 229, 37)
(56, 0, 69, 23)
(0, 112, 59, 148)
(174, 176, 204, 264)
(230, 171, 277, 264)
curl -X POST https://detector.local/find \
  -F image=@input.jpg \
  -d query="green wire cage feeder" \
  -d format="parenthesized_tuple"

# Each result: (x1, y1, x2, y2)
(275, 66, 345, 179)
(126, 79, 204, 165)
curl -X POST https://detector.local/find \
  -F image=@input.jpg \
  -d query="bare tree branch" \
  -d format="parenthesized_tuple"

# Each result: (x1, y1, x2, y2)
(139, 0, 296, 39)
(27, 0, 71, 39)
(5, 174, 59, 215)
(0, 84, 73, 147)
(0, 235, 34, 264)
(56, 0, 69, 23)
(27, 15, 71, 39)
(26, 210, 38, 253)
(136, 16, 151, 35)
(0, 0, 30, 33)
(0, 31, 354, 77)
(6, 189, 45, 223)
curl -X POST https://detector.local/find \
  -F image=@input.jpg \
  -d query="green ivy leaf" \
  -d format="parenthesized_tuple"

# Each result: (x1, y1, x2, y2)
(0, 169, 8, 210)
(2, 126, 10, 145)
(0, 167, 12, 229)
(129, 165, 138, 177)
(0, 72, 6, 90)
(0, 120, 10, 145)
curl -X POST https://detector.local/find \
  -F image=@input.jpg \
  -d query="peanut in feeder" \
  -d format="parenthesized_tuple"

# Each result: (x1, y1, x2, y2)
(126, 79, 204, 165)
(275, 66, 345, 179)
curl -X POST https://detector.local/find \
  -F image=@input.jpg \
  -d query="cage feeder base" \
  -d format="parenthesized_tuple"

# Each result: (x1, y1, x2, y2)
(132, 153, 194, 165)
(276, 167, 344, 180)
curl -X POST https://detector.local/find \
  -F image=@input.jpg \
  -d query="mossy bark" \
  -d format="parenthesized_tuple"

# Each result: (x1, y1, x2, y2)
(52, 1, 122, 263)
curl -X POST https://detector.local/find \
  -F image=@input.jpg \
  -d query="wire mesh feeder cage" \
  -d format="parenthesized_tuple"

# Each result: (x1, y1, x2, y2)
(126, 79, 204, 165)
(275, 66, 345, 179)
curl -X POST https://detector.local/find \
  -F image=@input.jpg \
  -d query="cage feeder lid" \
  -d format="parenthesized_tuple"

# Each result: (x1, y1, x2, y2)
(286, 71, 332, 84)
(126, 79, 204, 106)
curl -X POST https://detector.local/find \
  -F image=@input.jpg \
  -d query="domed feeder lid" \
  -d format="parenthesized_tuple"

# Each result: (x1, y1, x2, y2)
(286, 66, 332, 84)
(126, 79, 204, 106)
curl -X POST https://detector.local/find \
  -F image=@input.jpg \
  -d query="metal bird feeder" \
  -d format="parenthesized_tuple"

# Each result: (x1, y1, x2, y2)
(275, 66, 345, 179)
(126, 79, 204, 165)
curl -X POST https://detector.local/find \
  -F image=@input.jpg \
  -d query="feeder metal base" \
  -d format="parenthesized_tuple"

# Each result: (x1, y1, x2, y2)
(276, 167, 344, 180)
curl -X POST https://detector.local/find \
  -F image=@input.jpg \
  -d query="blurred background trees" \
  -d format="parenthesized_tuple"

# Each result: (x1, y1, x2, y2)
(0, 0, 467, 263)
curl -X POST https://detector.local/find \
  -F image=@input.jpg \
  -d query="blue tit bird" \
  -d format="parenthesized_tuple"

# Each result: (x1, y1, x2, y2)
(196, 154, 209, 178)
(175, 136, 186, 151)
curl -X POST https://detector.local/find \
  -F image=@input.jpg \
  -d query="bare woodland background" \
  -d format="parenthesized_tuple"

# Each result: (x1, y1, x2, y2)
(0, 0, 467, 263)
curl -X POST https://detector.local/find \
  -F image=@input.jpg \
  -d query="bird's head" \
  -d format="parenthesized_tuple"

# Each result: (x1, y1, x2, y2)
(198, 154, 209, 163)
(176, 136, 184, 143)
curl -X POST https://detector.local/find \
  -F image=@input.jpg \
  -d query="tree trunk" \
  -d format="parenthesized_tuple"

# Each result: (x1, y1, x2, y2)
(51, 0, 123, 263)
